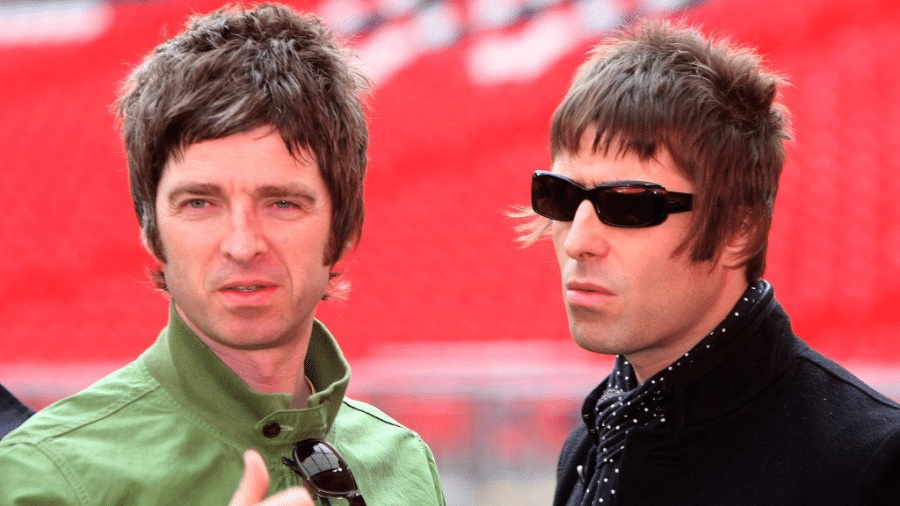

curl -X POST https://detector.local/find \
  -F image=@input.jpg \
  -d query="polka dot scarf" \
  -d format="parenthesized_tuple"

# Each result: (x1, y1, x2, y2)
(577, 280, 768, 506)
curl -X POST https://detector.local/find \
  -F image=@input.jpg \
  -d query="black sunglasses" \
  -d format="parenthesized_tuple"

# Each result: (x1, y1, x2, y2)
(282, 439, 366, 506)
(531, 170, 693, 227)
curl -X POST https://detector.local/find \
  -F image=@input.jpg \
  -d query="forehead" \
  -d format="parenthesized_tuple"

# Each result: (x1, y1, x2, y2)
(552, 131, 692, 193)
(159, 127, 323, 191)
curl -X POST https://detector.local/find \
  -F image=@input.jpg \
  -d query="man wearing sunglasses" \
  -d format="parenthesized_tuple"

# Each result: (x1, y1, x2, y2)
(0, 4, 445, 506)
(516, 19, 900, 505)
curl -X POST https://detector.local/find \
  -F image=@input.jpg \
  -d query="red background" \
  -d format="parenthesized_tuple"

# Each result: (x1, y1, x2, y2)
(1, 0, 899, 375)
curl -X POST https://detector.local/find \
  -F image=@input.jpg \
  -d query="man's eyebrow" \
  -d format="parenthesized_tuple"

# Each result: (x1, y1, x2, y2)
(255, 183, 318, 201)
(166, 183, 224, 205)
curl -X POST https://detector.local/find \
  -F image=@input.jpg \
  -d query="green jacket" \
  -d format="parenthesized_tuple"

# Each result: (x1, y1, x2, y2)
(0, 307, 446, 506)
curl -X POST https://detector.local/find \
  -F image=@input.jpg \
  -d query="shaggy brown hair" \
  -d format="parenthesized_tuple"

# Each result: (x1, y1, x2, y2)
(117, 3, 370, 293)
(516, 19, 791, 282)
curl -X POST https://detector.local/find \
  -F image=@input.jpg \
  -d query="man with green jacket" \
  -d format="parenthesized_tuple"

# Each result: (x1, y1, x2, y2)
(0, 4, 446, 506)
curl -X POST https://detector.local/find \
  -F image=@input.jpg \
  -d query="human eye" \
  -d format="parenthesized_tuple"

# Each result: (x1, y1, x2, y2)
(272, 199, 298, 209)
(258, 185, 318, 218)
(264, 199, 306, 219)
(174, 197, 217, 217)
(186, 198, 209, 208)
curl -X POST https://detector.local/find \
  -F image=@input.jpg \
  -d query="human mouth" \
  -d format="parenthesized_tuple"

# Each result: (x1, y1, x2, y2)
(565, 280, 615, 307)
(225, 285, 269, 293)
(219, 281, 278, 304)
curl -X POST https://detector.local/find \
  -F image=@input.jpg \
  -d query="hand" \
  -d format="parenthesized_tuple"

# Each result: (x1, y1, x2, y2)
(229, 450, 314, 506)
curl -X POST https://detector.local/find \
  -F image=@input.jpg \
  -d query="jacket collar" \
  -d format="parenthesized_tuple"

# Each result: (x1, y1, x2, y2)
(663, 281, 800, 426)
(581, 281, 798, 431)
(142, 304, 351, 453)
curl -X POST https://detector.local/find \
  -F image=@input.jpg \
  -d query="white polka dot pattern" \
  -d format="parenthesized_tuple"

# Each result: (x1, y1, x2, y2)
(577, 281, 767, 506)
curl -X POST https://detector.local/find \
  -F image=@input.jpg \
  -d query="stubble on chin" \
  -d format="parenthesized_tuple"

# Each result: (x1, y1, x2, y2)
(566, 305, 615, 356)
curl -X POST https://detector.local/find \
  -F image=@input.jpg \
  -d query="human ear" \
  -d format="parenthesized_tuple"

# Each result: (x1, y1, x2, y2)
(337, 239, 355, 262)
(722, 219, 753, 269)
(140, 228, 167, 266)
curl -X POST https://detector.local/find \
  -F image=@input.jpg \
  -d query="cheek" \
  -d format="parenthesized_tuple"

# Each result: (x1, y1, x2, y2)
(282, 225, 334, 274)
(620, 240, 684, 293)
(157, 223, 216, 276)
(637, 255, 708, 314)
(550, 224, 570, 264)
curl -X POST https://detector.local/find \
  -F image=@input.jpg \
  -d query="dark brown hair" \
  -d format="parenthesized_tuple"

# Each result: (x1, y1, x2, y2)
(517, 19, 791, 282)
(117, 3, 370, 292)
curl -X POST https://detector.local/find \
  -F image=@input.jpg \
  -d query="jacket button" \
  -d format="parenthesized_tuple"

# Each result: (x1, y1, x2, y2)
(262, 422, 281, 438)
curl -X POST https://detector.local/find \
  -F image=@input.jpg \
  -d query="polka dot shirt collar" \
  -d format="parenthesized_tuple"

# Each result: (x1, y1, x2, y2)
(576, 280, 770, 506)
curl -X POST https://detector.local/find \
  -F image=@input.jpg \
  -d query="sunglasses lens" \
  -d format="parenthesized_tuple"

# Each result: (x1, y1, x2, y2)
(530, 172, 682, 227)
(294, 440, 358, 494)
(309, 469, 357, 492)
(598, 187, 657, 227)
(532, 173, 583, 220)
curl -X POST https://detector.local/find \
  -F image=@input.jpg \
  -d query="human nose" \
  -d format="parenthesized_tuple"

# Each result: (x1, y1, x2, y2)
(563, 199, 610, 260)
(221, 204, 267, 263)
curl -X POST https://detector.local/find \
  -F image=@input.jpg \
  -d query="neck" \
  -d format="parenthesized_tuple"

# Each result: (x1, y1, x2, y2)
(175, 311, 314, 408)
(209, 342, 313, 408)
(629, 272, 749, 384)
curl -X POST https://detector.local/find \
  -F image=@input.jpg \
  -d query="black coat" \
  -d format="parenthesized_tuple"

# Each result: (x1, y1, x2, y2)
(0, 384, 33, 441)
(554, 293, 900, 506)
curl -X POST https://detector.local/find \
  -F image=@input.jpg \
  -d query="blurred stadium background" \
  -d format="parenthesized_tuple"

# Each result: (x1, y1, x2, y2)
(1, 0, 899, 503)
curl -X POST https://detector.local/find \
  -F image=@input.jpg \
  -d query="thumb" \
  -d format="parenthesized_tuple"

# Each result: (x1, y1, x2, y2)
(229, 450, 271, 506)
(256, 487, 315, 506)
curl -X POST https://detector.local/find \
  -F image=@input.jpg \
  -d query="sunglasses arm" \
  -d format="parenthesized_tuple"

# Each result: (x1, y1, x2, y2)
(347, 495, 367, 506)
(662, 191, 693, 212)
(281, 457, 301, 475)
